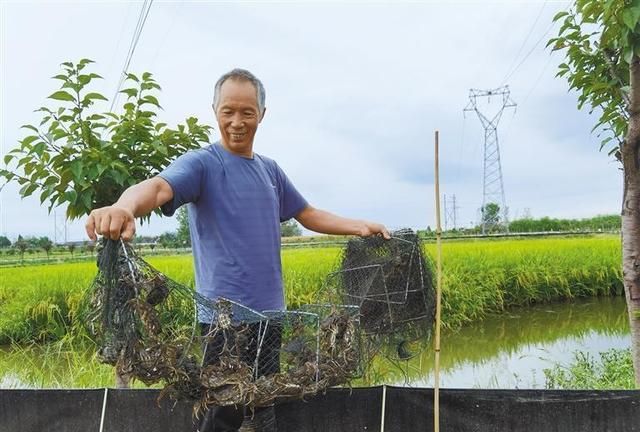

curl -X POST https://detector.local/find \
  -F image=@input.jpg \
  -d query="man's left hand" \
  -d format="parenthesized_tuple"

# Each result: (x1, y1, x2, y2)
(359, 221, 391, 239)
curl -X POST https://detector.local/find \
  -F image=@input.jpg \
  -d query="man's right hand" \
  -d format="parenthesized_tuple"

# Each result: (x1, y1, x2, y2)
(85, 206, 136, 241)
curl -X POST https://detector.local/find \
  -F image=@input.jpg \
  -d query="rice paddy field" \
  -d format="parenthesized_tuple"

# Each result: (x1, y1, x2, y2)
(0, 235, 623, 346)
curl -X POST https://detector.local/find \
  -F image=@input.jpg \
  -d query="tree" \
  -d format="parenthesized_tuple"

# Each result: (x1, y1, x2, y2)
(0, 59, 211, 220)
(0, 61, 210, 389)
(38, 236, 53, 260)
(13, 235, 28, 263)
(67, 243, 76, 257)
(281, 219, 302, 237)
(85, 242, 96, 256)
(0, 236, 10, 248)
(158, 232, 178, 249)
(176, 207, 191, 247)
(549, 0, 640, 385)
(481, 202, 501, 232)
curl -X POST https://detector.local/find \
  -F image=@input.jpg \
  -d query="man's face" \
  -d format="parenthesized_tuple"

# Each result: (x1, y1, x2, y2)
(215, 78, 264, 157)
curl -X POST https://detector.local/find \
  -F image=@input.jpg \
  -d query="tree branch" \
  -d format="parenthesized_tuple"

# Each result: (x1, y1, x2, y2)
(602, 48, 632, 109)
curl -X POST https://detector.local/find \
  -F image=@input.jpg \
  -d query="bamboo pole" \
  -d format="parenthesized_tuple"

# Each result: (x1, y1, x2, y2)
(433, 130, 443, 432)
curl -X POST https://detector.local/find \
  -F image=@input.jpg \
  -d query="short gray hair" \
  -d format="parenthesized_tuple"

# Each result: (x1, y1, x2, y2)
(212, 68, 266, 113)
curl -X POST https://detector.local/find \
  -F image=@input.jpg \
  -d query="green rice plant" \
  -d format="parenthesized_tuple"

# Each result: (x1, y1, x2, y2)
(0, 236, 624, 344)
(427, 236, 622, 329)
(0, 334, 153, 389)
(544, 348, 635, 390)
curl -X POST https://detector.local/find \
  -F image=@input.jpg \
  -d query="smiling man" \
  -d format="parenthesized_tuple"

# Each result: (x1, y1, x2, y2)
(85, 68, 389, 432)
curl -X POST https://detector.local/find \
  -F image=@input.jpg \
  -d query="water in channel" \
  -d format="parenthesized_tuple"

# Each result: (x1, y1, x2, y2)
(0, 296, 631, 389)
(364, 296, 631, 389)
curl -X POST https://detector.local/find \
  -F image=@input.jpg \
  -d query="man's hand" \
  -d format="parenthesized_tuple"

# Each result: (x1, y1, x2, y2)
(84, 177, 174, 242)
(295, 205, 391, 239)
(85, 206, 136, 241)
(359, 221, 391, 239)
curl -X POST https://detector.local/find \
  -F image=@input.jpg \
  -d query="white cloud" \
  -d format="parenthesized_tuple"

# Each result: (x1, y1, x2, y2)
(0, 0, 621, 242)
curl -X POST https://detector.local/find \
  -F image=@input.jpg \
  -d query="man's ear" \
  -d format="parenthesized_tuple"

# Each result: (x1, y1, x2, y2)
(259, 107, 267, 123)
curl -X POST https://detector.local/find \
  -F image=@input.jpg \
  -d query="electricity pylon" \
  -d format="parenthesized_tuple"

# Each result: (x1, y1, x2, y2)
(464, 86, 516, 234)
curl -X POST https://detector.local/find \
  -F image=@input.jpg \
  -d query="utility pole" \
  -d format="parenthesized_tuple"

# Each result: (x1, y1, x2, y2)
(464, 86, 516, 234)
(443, 194, 448, 231)
(444, 194, 459, 231)
(53, 210, 67, 245)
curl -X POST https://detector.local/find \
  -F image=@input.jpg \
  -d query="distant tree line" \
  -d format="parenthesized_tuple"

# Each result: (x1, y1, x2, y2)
(143, 208, 302, 249)
(508, 214, 620, 233)
(418, 214, 621, 238)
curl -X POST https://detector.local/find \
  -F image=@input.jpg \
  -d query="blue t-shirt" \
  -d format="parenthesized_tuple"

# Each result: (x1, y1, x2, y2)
(158, 142, 307, 317)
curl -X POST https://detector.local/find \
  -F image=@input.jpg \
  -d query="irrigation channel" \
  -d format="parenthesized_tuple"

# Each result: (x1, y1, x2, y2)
(0, 296, 630, 390)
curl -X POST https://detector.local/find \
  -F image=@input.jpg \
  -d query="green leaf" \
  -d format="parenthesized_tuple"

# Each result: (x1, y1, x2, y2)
(0, 170, 15, 181)
(82, 92, 108, 107)
(126, 73, 140, 82)
(64, 189, 78, 204)
(623, 46, 634, 64)
(43, 176, 58, 187)
(20, 124, 39, 133)
(21, 135, 39, 148)
(622, 7, 640, 31)
(553, 11, 569, 22)
(140, 95, 161, 108)
(32, 142, 46, 157)
(70, 160, 83, 179)
(39, 187, 54, 205)
(120, 88, 138, 98)
(80, 191, 93, 209)
(48, 90, 75, 102)
(19, 183, 38, 197)
(83, 92, 108, 102)
(4, 154, 14, 164)
(51, 74, 68, 81)
(142, 72, 152, 81)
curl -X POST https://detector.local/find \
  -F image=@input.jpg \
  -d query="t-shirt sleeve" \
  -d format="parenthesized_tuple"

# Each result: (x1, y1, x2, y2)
(275, 163, 308, 222)
(157, 150, 205, 217)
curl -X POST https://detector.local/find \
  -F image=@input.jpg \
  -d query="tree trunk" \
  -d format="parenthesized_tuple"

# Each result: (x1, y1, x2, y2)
(621, 56, 640, 388)
(115, 370, 131, 388)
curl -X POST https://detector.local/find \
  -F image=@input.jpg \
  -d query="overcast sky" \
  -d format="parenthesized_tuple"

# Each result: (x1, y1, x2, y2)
(0, 0, 622, 242)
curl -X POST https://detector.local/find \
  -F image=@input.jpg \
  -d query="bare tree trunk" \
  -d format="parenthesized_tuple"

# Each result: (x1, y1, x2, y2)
(622, 56, 640, 387)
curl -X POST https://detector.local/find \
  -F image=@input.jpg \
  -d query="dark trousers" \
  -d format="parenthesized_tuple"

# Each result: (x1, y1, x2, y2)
(196, 321, 281, 432)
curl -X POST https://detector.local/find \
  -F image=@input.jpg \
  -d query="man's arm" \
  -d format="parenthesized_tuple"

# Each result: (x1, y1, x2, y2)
(85, 177, 174, 241)
(295, 205, 390, 239)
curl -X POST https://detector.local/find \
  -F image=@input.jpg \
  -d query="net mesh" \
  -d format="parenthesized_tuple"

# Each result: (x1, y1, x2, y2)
(319, 228, 436, 360)
(79, 239, 363, 415)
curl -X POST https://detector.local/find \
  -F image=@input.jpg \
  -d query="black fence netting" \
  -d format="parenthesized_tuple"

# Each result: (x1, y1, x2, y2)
(2, 387, 639, 432)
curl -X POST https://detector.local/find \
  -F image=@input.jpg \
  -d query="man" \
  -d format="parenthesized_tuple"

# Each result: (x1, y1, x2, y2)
(85, 68, 389, 431)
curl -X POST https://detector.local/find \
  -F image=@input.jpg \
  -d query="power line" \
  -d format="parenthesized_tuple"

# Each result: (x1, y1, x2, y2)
(501, 1, 571, 85)
(501, 19, 556, 85)
(501, 0, 548, 85)
(109, 0, 154, 113)
(149, 0, 184, 68)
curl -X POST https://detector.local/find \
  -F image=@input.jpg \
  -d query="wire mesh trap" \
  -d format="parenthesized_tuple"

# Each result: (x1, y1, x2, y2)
(79, 239, 363, 415)
(319, 228, 436, 360)
(78, 239, 205, 394)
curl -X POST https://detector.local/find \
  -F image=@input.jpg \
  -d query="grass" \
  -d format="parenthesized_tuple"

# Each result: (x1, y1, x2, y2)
(0, 334, 154, 389)
(0, 235, 623, 345)
(544, 348, 635, 390)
